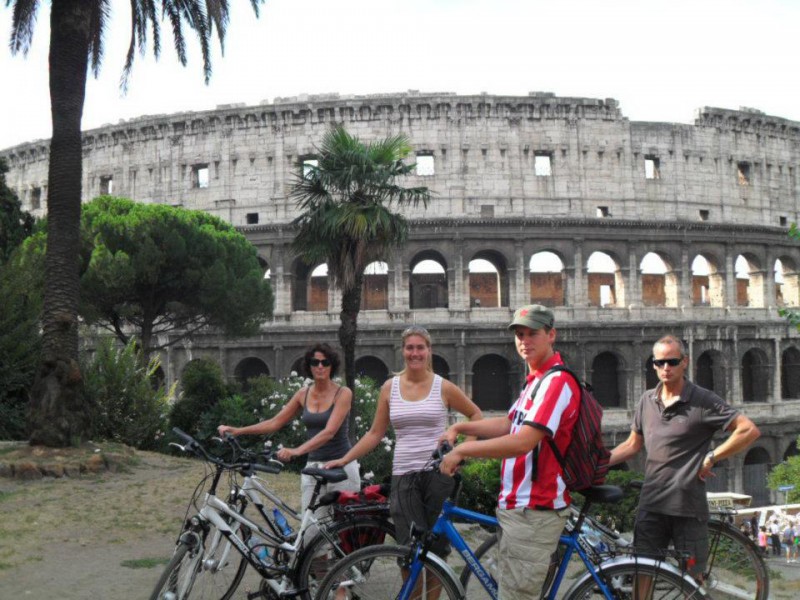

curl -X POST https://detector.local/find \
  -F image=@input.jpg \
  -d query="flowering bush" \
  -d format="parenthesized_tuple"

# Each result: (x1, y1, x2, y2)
(196, 373, 394, 480)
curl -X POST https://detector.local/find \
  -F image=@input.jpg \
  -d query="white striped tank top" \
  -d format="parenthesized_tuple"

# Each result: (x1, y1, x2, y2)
(389, 374, 447, 476)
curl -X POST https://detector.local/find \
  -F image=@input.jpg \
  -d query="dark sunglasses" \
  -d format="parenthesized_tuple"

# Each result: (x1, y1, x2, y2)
(653, 357, 683, 368)
(308, 358, 331, 367)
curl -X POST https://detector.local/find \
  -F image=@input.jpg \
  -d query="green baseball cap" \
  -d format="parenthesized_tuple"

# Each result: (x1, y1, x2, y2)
(508, 304, 555, 331)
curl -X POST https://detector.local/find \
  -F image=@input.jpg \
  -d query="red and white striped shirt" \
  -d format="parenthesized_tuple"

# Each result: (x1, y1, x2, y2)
(497, 353, 580, 511)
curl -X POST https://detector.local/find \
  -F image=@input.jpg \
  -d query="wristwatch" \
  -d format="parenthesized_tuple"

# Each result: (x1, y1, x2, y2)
(705, 450, 716, 465)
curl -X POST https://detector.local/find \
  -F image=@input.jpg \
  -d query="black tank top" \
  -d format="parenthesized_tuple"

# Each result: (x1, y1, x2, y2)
(301, 386, 351, 461)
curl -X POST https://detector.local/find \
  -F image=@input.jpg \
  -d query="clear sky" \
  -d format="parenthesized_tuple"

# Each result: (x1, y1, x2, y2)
(1, 0, 799, 151)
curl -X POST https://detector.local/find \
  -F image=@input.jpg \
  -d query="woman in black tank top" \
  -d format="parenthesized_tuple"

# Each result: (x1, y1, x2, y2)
(217, 343, 359, 511)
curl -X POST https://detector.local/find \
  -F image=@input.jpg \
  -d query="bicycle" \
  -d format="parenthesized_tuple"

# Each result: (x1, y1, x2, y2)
(314, 446, 705, 600)
(150, 428, 395, 600)
(566, 482, 769, 600)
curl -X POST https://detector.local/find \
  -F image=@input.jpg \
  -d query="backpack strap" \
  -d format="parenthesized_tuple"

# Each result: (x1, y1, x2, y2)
(537, 365, 582, 471)
(526, 366, 572, 480)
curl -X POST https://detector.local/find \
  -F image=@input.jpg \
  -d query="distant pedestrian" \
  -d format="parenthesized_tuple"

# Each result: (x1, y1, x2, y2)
(758, 526, 768, 556)
(771, 519, 782, 556)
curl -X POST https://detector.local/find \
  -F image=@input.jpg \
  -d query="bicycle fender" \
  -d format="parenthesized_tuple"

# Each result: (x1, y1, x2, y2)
(562, 556, 708, 599)
(420, 551, 467, 598)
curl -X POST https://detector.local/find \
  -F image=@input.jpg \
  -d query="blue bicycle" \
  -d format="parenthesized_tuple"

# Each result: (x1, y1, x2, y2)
(314, 453, 706, 600)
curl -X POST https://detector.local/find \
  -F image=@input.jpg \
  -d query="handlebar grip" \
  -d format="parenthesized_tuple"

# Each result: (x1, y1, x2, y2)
(252, 462, 283, 475)
(172, 427, 195, 445)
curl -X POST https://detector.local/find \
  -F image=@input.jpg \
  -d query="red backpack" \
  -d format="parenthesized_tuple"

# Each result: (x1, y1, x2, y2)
(531, 365, 611, 492)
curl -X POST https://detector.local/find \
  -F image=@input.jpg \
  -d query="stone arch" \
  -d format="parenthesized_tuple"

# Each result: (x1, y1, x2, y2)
(292, 258, 329, 312)
(587, 251, 624, 308)
(639, 252, 678, 307)
(782, 346, 800, 399)
(469, 250, 509, 308)
(694, 349, 727, 398)
(741, 347, 770, 403)
(362, 261, 389, 310)
(234, 357, 270, 390)
(433, 354, 450, 380)
(784, 438, 800, 461)
(743, 447, 772, 507)
(472, 354, 512, 411)
(775, 256, 800, 307)
(410, 251, 448, 309)
(735, 254, 765, 307)
(529, 250, 565, 307)
(590, 351, 623, 408)
(355, 355, 389, 386)
(691, 254, 723, 307)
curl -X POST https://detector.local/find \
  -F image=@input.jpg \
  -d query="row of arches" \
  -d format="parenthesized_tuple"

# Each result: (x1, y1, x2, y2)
(229, 345, 800, 410)
(266, 249, 800, 312)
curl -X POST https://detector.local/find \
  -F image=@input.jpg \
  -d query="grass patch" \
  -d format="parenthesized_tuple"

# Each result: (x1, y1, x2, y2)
(0, 490, 18, 503)
(121, 557, 170, 569)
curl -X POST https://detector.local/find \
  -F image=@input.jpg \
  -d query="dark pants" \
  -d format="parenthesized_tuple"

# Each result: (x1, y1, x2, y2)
(634, 510, 709, 579)
(390, 470, 455, 558)
(771, 533, 782, 556)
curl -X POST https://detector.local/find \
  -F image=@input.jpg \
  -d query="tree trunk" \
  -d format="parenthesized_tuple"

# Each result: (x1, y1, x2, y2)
(28, 1, 93, 446)
(338, 276, 363, 443)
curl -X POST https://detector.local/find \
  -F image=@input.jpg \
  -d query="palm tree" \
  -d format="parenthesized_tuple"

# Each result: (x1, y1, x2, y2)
(6, 0, 264, 446)
(291, 125, 431, 420)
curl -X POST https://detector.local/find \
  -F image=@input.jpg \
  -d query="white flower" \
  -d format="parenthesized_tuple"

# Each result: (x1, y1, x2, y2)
(384, 446, 391, 453)
(290, 371, 298, 377)
(355, 416, 362, 422)
(364, 471, 374, 479)
(269, 403, 276, 410)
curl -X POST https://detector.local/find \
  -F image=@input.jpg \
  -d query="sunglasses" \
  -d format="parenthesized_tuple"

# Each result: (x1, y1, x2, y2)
(653, 357, 683, 368)
(308, 358, 331, 367)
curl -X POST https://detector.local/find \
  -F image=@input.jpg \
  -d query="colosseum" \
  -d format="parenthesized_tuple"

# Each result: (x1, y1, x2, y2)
(3, 91, 800, 505)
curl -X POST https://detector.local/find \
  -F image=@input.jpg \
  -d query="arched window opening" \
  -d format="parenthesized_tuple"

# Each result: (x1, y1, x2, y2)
(362, 261, 389, 310)
(644, 356, 659, 390)
(743, 447, 772, 507)
(410, 257, 448, 309)
(784, 440, 799, 462)
(591, 352, 622, 408)
(782, 347, 800, 399)
(234, 357, 270, 391)
(469, 259, 500, 308)
(432, 355, 450, 381)
(691, 255, 723, 307)
(587, 252, 623, 308)
(640, 253, 677, 307)
(355, 356, 389, 386)
(741, 348, 769, 403)
(775, 258, 800, 307)
(735, 255, 765, 308)
(472, 355, 511, 411)
(529, 251, 565, 307)
(308, 263, 329, 312)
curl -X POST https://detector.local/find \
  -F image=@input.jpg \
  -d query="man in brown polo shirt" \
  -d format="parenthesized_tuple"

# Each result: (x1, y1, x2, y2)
(609, 334, 760, 580)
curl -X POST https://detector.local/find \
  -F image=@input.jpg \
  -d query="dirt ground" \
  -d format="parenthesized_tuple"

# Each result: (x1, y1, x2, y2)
(0, 446, 300, 599)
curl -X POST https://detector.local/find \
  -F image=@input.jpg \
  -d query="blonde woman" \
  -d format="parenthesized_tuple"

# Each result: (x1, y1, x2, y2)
(326, 326, 482, 557)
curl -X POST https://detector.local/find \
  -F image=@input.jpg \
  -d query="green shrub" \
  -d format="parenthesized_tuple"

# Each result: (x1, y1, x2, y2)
(352, 377, 393, 483)
(458, 458, 501, 515)
(82, 339, 172, 450)
(168, 358, 232, 436)
(572, 468, 644, 533)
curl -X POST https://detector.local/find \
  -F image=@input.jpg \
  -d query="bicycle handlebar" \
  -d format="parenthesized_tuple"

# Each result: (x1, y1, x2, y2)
(171, 427, 283, 475)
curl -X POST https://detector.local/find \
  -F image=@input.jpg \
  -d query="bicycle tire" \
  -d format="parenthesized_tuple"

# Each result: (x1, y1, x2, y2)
(565, 560, 707, 600)
(459, 532, 500, 599)
(150, 541, 199, 600)
(296, 517, 397, 598)
(703, 520, 768, 600)
(313, 544, 462, 600)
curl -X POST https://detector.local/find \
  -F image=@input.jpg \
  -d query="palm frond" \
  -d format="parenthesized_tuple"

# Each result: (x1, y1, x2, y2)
(8, 0, 40, 56)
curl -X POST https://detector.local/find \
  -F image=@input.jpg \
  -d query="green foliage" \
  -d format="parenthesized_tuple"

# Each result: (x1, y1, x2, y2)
(768, 440, 800, 503)
(0, 247, 42, 440)
(168, 358, 233, 437)
(575, 469, 645, 533)
(0, 158, 34, 263)
(77, 196, 273, 357)
(351, 377, 394, 483)
(458, 458, 502, 515)
(82, 338, 172, 450)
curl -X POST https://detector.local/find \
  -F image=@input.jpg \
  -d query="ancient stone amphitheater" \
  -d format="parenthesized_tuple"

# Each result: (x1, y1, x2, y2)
(4, 91, 800, 505)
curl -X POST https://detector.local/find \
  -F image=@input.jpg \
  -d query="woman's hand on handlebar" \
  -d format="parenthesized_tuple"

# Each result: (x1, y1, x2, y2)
(217, 424, 237, 437)
(276, 447, 298, 462)
(439, 448, 464, 477)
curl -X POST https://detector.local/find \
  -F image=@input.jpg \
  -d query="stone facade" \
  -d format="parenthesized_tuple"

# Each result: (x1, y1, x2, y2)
(4, 91, 800, 505)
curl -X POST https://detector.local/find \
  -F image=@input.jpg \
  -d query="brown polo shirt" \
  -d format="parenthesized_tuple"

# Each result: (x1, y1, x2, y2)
(632, 379, 738, 520)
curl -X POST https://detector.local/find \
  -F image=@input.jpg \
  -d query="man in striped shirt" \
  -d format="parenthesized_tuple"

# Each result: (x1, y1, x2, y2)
(441, 304, 580, 600)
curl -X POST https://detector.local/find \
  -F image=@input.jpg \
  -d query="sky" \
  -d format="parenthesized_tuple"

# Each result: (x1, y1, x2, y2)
(1, 0, 799, 151)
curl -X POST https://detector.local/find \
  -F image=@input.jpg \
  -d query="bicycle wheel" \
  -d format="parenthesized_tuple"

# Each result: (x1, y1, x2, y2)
(314, 544, 462, 600)
(188, 523, 249, 600)
(150, 541, 201, 600)
(459, 532, 500, 599)
(703, 520, 768, 600)
(297, 517, 397, 598)
(565, 561, 706, 600)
